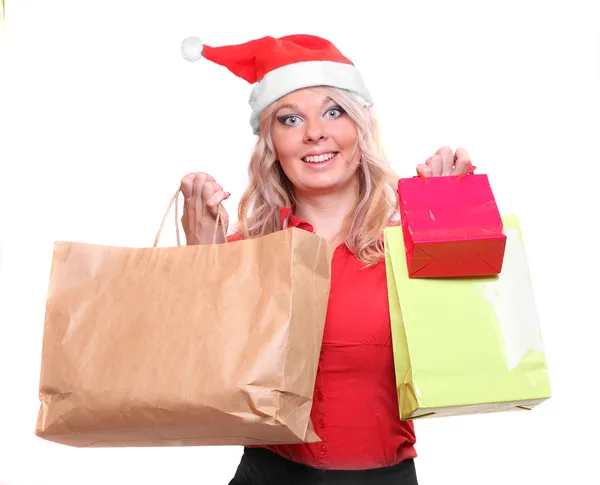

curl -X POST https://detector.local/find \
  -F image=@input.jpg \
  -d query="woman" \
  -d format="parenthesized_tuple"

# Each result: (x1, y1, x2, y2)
(180, 34, 473, 485)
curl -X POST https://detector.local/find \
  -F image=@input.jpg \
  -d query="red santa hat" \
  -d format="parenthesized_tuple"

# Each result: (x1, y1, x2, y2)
(181, 34, 373, 135)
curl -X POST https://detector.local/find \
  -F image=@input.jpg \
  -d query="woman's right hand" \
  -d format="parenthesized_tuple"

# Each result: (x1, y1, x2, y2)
(180, 172, 230, 245)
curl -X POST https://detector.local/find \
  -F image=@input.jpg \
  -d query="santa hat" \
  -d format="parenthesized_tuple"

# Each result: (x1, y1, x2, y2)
(181, 34, 373, 135)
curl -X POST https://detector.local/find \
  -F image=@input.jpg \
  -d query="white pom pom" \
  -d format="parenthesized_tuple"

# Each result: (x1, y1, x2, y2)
(181, 37, 204, 62)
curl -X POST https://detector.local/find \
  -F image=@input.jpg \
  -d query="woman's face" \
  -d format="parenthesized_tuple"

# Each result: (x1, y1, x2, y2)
(270, 88, 361, 195)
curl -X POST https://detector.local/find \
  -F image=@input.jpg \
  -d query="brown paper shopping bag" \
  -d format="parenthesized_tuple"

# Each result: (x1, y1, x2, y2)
(35, 190, 332, 447)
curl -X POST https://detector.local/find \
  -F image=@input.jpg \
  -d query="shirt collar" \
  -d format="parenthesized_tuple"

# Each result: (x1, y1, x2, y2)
(280, 207, 358, 255)
(280, 207, 315, 233)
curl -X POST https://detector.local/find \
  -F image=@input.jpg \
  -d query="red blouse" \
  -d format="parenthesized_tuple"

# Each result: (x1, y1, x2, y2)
(229, 208, 417, 470)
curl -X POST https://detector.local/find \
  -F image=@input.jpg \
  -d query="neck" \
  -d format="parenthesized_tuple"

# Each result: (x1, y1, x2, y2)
(293, 180, 360, 244)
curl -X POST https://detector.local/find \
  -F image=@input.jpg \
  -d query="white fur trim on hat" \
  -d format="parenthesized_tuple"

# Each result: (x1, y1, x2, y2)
(181, 37, 204, 62)
(248, 60, 373, 135)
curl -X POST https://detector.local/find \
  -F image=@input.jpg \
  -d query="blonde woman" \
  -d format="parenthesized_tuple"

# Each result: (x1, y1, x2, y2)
(180, 34, 473, 485)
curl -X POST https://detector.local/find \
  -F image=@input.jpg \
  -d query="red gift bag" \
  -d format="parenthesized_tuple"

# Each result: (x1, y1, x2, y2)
(397, 171, 506, 278)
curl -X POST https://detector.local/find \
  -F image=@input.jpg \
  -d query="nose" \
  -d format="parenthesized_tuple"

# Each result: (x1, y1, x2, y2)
(303, 116, 328, 143)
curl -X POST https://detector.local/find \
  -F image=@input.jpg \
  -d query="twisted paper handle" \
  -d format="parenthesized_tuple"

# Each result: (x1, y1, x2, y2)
(154, 189, 227, 247)
(212, 205, 228, 245)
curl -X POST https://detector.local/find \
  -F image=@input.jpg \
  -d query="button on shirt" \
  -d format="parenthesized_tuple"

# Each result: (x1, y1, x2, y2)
(229, 208, 416, 470)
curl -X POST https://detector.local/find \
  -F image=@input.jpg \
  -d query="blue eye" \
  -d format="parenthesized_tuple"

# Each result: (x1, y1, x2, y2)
(285, 116, 300, 126)
(278, 115, 302, 126)
(325, 106, 344, 119)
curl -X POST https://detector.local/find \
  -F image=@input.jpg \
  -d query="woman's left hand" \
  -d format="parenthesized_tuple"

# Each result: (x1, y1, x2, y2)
(416, 146, 473, 177)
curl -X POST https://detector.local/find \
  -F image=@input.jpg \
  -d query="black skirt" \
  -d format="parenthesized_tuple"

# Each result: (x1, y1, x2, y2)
(228, 447, 419, 485)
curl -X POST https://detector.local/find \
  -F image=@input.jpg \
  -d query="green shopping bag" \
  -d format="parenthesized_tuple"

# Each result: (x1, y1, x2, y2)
(384, 215, 551, 419)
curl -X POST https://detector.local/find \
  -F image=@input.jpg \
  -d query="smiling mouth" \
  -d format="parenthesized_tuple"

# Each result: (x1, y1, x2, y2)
(302, 152, 338, 163)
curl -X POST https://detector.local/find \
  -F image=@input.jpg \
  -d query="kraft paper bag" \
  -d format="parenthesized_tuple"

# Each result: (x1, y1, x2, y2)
(397, 173, 506, 278)
(35, 190, 332, 447)
(384, 214, 551, 419)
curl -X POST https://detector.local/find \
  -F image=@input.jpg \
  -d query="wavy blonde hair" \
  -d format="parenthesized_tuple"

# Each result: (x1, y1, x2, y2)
(235, 86, 399, 265)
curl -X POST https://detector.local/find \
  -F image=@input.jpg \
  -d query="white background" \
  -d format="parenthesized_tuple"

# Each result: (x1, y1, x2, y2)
(1, 1, 599, 484)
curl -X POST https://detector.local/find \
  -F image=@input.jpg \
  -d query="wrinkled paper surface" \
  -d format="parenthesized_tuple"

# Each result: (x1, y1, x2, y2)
(36, 228, 331, 447)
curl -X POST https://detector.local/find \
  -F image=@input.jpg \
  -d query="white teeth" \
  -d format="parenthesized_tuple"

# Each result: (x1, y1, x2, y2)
(303, 152, 337, 163)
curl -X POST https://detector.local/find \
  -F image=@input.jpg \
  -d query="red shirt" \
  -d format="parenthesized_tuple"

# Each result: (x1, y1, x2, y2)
(229, 208, 417, 470)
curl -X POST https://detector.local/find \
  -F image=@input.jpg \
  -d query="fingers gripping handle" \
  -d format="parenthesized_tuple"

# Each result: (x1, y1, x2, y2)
(154, 189, 227, 248)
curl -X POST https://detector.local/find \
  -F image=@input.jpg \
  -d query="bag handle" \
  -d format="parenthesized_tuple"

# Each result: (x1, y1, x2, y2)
(212, 205, 228, 245)
(153, 189, 227, 248)
(416, 164, 477, 184)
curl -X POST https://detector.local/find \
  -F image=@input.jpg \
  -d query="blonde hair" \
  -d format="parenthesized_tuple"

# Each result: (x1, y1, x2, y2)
(235, 86, 399, 265)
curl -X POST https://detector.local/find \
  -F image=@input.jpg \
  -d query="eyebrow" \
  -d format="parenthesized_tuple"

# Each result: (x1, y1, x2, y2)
(276, 103, 300, 113)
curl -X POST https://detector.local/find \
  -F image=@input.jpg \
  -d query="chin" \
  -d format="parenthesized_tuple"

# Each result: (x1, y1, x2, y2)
(298, 177, 348, 193)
